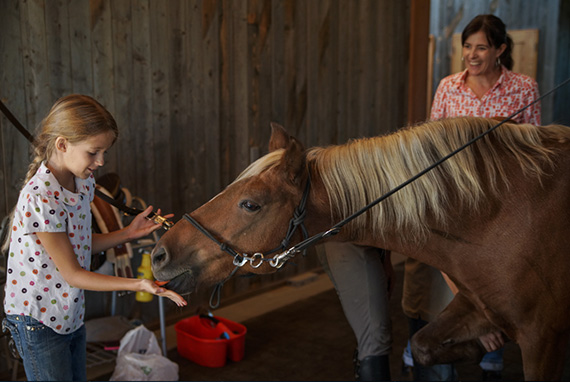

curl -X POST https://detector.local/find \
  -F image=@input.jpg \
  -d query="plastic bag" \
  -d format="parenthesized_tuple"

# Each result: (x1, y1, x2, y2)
(110, 325, 179, 381)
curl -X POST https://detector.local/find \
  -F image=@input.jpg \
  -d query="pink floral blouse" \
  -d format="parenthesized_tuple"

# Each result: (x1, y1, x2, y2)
(430, 66, 541, 125)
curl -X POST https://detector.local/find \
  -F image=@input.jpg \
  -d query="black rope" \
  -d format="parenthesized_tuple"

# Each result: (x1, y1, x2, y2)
(209, 266, 240, 309)
(0, 99, 35, 143)
(183, 214, 243, 261)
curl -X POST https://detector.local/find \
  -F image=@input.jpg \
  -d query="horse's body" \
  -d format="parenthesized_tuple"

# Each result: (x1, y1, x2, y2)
(152, 117, 570, 380)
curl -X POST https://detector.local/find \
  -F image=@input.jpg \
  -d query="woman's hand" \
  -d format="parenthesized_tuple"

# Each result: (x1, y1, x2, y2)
(139, 279, 188, 307)
(127, 206, 174, 241)
(479, 331, 505, 352)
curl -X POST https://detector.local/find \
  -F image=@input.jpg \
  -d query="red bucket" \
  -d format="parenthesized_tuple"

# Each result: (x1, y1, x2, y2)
(174, 315, 247, 367)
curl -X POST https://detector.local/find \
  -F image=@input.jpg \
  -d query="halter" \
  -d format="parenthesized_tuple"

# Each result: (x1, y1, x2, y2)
(183, 174, 311, 308)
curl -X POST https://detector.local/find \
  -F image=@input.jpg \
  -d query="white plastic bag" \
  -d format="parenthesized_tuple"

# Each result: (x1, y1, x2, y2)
(110, 325, 179, 381)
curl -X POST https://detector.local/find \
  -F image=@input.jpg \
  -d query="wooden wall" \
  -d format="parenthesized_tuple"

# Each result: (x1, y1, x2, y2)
(0, 0, 411, 320)
(428, 0, 568, 125)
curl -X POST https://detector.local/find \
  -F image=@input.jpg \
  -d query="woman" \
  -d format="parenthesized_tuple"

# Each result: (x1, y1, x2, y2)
(430, 14, 540, 124)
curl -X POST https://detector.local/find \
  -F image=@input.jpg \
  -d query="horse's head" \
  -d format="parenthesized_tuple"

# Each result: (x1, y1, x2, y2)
(151, 124, 312, 295)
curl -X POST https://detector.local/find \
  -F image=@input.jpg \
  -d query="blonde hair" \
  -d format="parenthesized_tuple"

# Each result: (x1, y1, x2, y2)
(24, 94, 118, 183)
(2, 94, 118, 254)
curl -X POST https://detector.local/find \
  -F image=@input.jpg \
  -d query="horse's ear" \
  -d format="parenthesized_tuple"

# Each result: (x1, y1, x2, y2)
(268, 122, 306, 185)
(279, 136, 306, 186)
(269, 122, 290, 152)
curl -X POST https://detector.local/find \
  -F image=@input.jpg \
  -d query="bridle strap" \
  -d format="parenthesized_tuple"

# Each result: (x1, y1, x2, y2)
(183, 175, 311, 309)
(183, 213, 243, 261)
(265, 173, 311, 255)
(209, 265, 240, 309)
(183, 173, 311, 261)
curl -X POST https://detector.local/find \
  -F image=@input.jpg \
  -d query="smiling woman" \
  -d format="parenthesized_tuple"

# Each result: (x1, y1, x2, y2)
(431, 14, 541, 125)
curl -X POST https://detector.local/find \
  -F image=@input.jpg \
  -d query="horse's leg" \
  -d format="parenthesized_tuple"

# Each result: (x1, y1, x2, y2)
(518, 329, 568, 381)
(411, 292, 499, 366)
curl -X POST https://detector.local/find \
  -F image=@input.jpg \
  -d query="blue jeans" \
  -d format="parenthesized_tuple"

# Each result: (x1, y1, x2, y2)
(480, 348, 504, 371)
(3, 315, 87, 381)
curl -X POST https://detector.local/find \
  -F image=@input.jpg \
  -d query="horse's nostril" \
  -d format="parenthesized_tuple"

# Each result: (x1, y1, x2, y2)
(152, 247, 167, 267)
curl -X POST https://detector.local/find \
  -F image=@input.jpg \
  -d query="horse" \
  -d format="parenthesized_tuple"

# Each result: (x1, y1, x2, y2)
(152, 117, 570, 380)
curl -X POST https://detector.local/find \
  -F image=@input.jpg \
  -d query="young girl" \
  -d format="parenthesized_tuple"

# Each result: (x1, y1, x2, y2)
(2, 94, 187, 381)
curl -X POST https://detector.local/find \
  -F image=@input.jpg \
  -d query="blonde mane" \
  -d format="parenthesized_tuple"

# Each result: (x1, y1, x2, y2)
(310, 117, 562, 243)
(236, 117, 565, 244)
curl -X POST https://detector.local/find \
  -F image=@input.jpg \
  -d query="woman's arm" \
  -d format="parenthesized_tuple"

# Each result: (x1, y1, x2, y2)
(36, 231, 186, 306)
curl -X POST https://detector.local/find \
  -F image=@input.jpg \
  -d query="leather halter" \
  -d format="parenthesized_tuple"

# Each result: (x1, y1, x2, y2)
(183, 174, 311, 308)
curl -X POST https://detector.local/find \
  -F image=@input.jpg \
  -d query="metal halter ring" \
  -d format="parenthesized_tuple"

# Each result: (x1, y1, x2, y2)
(233, 255, 248, 267)
(249, 253, 265, 268)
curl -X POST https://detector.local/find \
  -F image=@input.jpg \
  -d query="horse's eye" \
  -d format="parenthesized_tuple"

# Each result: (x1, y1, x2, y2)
(239, 200, 261, 212)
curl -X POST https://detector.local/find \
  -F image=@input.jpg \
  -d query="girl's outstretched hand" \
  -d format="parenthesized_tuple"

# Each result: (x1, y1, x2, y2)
(139, 279, 188, 307)
(128, 206, 174, 240)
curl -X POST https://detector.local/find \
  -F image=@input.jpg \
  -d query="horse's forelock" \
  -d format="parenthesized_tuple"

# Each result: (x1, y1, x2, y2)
(233, 149, 285, 183)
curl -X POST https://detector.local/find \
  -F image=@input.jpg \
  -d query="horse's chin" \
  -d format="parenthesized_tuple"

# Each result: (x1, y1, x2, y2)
(160, 271, 197, 296)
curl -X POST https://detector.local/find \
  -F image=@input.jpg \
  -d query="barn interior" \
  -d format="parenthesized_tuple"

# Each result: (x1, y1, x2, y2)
(1, 0, 570, 380)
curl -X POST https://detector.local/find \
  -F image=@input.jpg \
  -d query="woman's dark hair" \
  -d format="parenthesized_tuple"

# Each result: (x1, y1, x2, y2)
(461, 14, 514, 70)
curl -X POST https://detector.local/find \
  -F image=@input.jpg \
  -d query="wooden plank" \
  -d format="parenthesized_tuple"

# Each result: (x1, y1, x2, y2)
(20, 0, 51, 128)
(186, 0, 206, 211)
(0, 0, 28, 217)
(166, 0, 190, 215)
(131, 0, 154, 200)
(407, 0, 431, 125)
(553, 0, 570, 126)
(292, 0, 307, 143)
(202, 0, 221, 200)
(149, 0, 172, 212)
(90, 0, 117, 174)
(426, 34, 436, 115)
(219, 0, 231, 187)
(510, 29, 538, 79)
(68, 0, 93, 95)
(231, 0, 250, 179)
(271, 0, 285, 128)
(44, 0, 72, 100)
(111, 0, 136, 190)
(335, 0, 349, 144)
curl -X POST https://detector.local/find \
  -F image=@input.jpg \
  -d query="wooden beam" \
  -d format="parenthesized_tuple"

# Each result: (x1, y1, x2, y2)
(407, 0, 431, 124)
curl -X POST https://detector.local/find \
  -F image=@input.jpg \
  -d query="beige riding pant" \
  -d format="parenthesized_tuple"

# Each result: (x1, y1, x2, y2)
(318, 242, 392, 359)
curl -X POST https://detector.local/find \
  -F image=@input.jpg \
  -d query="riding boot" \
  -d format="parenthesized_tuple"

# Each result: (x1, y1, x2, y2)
(355, 354, 391, 381)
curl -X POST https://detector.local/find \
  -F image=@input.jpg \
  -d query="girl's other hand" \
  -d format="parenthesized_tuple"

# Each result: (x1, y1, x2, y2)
(139, 279, 188, 307)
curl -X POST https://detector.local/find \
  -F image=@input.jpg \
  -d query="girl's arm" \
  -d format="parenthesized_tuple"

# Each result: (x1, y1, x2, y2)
(92, 205, 173, 254)
(35, 231, 186, 307)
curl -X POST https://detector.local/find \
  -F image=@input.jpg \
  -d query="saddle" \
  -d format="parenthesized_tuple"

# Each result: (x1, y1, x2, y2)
(91, 173, 139, 279)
